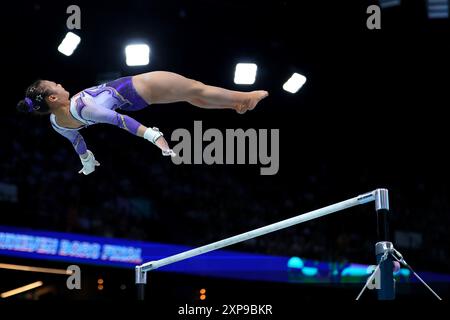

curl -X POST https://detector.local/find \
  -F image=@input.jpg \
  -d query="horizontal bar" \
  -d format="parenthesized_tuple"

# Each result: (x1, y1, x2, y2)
(139, 190, 376, 272)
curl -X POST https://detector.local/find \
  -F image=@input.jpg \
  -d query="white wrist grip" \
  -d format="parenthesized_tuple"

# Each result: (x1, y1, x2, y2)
(144, 127, 163, 144)
(78, 150, 100, 175)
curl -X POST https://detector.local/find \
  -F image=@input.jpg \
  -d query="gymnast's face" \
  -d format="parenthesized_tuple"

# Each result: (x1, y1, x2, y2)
(44, 80, 70, 106)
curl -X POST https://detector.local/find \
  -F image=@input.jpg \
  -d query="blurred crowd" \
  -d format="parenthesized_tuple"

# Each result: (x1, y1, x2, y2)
(1, 113, 449, 274)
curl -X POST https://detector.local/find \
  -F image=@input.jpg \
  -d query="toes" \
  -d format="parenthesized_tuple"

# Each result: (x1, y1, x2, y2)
(257, 91, 269, 101)
(236, 107, 246, 114)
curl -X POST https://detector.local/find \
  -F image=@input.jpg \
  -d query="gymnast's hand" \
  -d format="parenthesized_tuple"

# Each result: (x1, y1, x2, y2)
(162, 149, 176, 157)
(78, 150, 100, 175)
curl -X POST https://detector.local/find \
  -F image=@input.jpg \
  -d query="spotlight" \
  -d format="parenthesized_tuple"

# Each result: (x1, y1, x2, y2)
(57, 32, 81, 56)
(282, 73, 307, 94)
(234, 63, 258, 85)
(125, 44, 150, 66)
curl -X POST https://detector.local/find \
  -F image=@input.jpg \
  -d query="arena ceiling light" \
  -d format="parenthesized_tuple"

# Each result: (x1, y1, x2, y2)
(0, 281, 43, 299)
(378, 0, 401, 8)
(125, 44, 150, 66)
(57, 32, 81, 56)
(427, 0, 449, 18)
(233, 63, 258, 85)
(282, 73, 307, 94)
(0, 263, 70, 275)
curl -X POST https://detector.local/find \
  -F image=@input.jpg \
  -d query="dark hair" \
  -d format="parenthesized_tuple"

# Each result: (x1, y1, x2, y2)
(16, 80, 53, 114)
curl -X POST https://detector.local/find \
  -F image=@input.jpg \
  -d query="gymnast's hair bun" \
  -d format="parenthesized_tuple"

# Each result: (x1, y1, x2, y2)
(16, 99, 32, 113)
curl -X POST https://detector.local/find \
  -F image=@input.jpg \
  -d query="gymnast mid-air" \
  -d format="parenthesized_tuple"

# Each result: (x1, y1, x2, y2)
(17, 71, 268, 175)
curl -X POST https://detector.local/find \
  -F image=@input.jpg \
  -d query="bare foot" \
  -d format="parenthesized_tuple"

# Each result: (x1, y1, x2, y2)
(235, 90, 269, 114)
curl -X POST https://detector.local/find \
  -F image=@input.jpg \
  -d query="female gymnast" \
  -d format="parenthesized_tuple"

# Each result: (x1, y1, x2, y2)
(16, 71, 268, 175)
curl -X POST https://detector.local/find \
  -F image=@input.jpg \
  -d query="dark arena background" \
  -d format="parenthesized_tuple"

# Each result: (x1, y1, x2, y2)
(1, 0, 449, 315)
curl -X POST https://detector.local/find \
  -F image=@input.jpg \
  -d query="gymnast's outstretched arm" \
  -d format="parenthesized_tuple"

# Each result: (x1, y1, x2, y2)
(50, 124, 101, 175)
(51, 123, 88, 156)
(51, 104, 175, 175)
(80, 103, 175, 156)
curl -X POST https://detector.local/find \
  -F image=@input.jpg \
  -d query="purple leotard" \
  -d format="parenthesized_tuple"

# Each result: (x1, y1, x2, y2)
(50, 77, 149, 156)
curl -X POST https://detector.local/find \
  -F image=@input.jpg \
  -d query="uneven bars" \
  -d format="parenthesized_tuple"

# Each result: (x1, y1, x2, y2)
(137, 189, 384, 276)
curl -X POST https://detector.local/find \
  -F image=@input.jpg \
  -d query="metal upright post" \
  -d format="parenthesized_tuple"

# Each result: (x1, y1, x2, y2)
(374, 189, 395, 300)
(135, 266, 147, 301)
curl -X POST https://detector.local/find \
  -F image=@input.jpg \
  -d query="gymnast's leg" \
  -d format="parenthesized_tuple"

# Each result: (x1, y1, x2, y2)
(132, 71, 268, 114)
